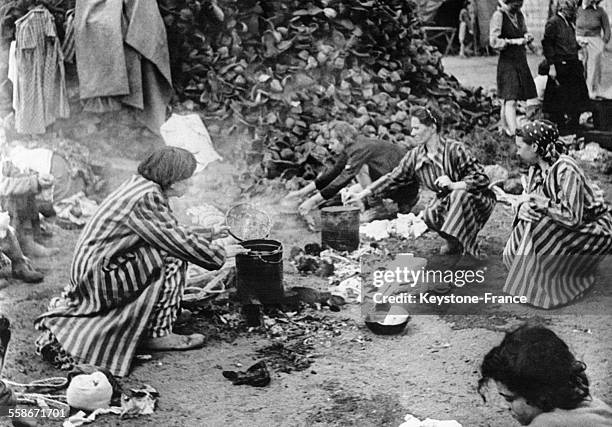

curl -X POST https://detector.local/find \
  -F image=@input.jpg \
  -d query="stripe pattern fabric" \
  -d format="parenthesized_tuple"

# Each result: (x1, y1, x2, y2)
(373, 139, 495, 256)
(503, 155, 612, 309)
(35, 175, 225, 376)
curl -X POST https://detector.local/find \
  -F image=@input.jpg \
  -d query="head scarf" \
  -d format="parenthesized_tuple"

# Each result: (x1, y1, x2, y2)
(520, 120, 566, 165)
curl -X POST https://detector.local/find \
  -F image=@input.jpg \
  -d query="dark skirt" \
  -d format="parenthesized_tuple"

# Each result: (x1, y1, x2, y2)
(497, 54, 537, 101)
(543, 59, 590, 115)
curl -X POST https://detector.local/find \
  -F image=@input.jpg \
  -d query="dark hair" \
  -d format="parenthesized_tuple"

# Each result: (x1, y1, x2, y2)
(137, 147, 197, 190)
(478, 324, 590, 412)
(537, 60, 550, 76)
(410, 106, 443, 132)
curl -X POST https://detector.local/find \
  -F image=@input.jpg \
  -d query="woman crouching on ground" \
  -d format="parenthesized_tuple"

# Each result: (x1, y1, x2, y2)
(478, 324, 612, 425)
(501, 120, 612, 309)
(347, 107, 495, 258)
(34, 147, 248, 377)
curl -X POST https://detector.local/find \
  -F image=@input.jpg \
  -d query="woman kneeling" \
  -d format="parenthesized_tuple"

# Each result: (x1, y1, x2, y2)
(35, 147, 246, 377)
(503, 120, 612, 309)
(349, 107, 495, 258)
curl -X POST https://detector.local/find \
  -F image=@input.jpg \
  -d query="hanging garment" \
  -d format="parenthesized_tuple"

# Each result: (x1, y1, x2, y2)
(75, 0, 173, 134)
(13, 6, 69, 134)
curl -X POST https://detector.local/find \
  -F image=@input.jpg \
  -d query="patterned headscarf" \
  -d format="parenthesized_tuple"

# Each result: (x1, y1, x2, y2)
(520, 120, 567, 165)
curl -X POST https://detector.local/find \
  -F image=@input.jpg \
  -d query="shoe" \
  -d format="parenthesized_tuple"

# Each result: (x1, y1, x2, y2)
(439, 240, 462, 255)
(21, 236, 60, 258)
(142, 332, 205, 351)
(12, 260, 44, 283)
(175, 309, 193, 326)
(223, 361, 271, 387)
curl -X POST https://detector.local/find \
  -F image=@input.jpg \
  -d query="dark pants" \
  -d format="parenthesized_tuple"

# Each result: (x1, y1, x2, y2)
(544, 59, 589, 136)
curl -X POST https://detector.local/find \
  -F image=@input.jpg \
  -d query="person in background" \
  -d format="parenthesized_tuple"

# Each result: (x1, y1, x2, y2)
(285, 120, 419, 223)
(499, 120, 612, 309)
(489, 0, 537, 137)
(542, 0, 590, 135)
(0, 153, 59, 258)
(478, 324, 612, 426)
(576, 0, 611, 98)
(524, 61, 550, 121)
(458, 1, 472, 57)
(0, 210, 44, 283)
(347, 107, 495, 258)
(34, 147, 249, 377)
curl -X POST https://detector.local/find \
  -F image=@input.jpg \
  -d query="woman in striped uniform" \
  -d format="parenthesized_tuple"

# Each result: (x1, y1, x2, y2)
(34, 147, 247, 376)
(348, 107, 495, 257)
(503, 120, 612, 309)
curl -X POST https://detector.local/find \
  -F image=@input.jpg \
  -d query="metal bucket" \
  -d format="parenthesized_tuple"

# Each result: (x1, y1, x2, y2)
(321, 206, 360, 252)
(235, 239, 284, 305)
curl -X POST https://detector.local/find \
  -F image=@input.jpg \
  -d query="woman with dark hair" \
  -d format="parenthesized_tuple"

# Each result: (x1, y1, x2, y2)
(348, 107, 495, 258)
(489, 0, 537, 137)
(34, 147, 248, 377)
(478, 324, 612, 426)
(500, 120, 612, 309)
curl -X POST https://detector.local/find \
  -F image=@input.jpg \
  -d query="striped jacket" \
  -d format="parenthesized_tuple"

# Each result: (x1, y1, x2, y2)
(36, 175, 226, 376)
(372, 139, 490, 197)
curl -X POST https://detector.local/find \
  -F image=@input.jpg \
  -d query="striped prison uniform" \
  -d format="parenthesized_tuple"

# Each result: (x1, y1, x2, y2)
(503, 155, 612, 309)
(35, 175, 226, 376)
(372, 139, 495, 256)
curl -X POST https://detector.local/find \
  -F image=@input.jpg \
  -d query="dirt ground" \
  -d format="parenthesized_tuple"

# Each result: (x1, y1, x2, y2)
(1, 56, 612, 427)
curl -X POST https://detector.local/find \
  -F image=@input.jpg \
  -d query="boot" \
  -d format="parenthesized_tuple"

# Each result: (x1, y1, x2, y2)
(20, 235, 59, 258)
(12, 259, 44, 283)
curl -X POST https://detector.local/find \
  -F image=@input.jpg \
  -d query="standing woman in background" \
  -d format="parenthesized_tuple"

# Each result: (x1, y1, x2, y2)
(576, 0, 611, 98)
(489, 0, 537, 137)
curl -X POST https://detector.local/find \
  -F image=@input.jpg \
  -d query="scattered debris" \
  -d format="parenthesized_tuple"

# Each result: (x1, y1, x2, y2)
(222, 361, 271, 387)
(120, 384, 159, 419)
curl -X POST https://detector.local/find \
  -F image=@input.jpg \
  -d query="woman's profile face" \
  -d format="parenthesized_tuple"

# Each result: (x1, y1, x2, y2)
(410, 117, 436, 145)
(515, 136, 538, 164)
(166, 177, 193, 198)
(496, 382, 543, 425)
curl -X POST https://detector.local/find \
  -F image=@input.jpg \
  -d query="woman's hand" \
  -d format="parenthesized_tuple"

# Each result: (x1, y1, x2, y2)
(285, 189, 305, 200)
(211, 224, 230, 239)
(298, 197, 319, 216)
(528, 194, 549, 213)
(345, 189, 370, 205)
(38, 173, 54, 189)
(434, 175, 452, 190)
(517, 202, 543, 222)
(224, 244, 251, 258)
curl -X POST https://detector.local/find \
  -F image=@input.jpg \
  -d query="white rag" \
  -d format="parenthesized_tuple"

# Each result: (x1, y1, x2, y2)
(399, 413, 462, 427)
(160, 114, 222, 173)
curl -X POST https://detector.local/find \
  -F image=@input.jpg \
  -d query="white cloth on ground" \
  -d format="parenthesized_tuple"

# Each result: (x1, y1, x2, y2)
(399, 413, 462, 427)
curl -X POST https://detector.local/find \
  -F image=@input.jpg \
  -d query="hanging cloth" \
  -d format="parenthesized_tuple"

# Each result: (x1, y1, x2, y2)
(14, 6, 69, 134)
